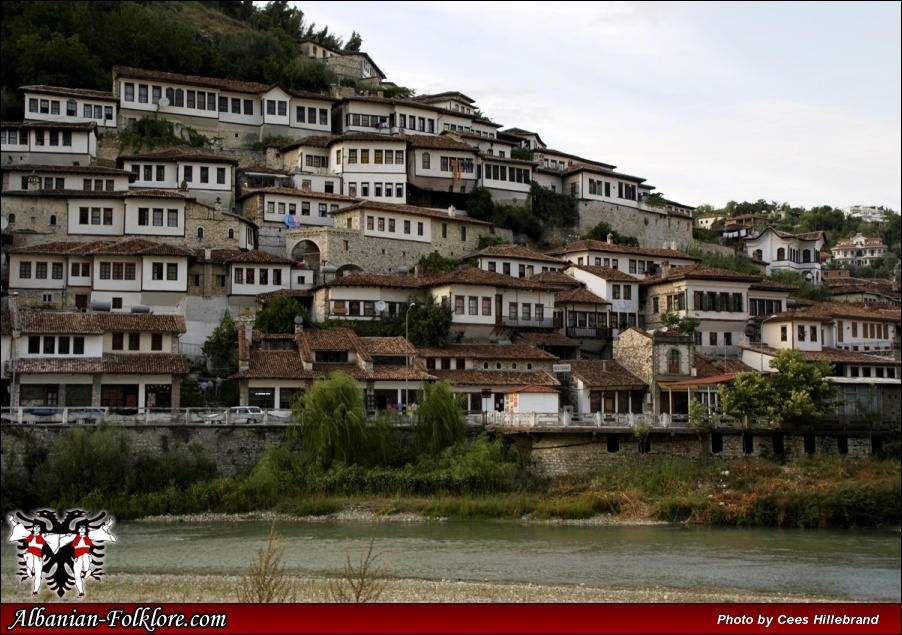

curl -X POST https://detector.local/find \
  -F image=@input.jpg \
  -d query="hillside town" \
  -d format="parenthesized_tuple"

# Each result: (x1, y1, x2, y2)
(1, 37, 900, 463)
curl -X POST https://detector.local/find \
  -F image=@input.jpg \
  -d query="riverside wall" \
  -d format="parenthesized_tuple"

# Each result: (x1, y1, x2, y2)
(0, 424, 882, 481)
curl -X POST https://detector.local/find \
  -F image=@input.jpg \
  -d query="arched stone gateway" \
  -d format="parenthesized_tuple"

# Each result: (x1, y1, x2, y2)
(336, 263, 364, 278)
(290, 239, 321, 270)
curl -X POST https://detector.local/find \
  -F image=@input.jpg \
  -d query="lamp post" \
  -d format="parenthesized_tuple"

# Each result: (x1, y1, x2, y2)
(404, 302, 417, 414)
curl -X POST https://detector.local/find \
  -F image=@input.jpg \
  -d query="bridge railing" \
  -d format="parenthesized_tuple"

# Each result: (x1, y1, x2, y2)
(483, 411, 777, 430)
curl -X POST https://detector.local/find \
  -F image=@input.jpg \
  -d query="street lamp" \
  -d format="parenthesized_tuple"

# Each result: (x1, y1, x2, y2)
(405, 302, 417, 413)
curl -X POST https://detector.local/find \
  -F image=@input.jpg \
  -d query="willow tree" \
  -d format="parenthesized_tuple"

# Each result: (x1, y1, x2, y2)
(413, 381, 466, 456)
(295, 371, 392, 468)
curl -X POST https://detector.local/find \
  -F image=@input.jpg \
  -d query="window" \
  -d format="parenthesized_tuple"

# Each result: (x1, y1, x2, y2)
(153, 209, 163, 226)
(455, 296, 464, 315)
(200, 167, 209, 183)
(244, 100, 253, 115)
(52, 263, 63, 280)
(151, 333, 163, 351)
(482, 297, 492, 316)
(417, 222, 424, 236)
(612, 285, 621, 300)
(234, 268, 243, 284)
(810, 326, 817, 342)
(797, 325, 806, 342)
(709, 332, 718, 346)
(36, 263, 48, 279)
(668, 349, 681, 374)
(259, 269, 268, 285)
(167, 209, 178, 227)
(19, 262, 32, 279)
(422, 152, 430, 169)
(138, 208, 149, 226)
(246, 268, 255, 284)
(652, 297, 659, 313)
(43, 336, 55, 354)
(460, 226, 467, 241)
(624, 285, 632, 300)
(468, 297, 478, 315)
(197, 227, 204, 239)
(112, 333, 124, 350)
(152, 263, 164, 280)
(166, 263, 178, 281)
(522, 304, 531, 321)
(128, 333, 140, 351)
(780, 326, 788, 342)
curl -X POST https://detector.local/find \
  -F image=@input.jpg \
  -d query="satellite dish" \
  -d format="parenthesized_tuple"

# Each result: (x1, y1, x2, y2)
(158, 97, 170, 107)
(375, 301, 386, 312)
(293, 316, 304, 325)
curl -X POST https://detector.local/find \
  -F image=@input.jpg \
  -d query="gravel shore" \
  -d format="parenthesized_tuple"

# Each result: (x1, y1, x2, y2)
(1, 573, 854, 604)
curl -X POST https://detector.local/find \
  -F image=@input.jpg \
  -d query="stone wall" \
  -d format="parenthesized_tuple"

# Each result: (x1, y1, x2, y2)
(577, 201, 694, 249)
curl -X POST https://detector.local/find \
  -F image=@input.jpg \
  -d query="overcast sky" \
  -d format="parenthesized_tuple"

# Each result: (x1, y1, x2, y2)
(288, 1, 901, 212)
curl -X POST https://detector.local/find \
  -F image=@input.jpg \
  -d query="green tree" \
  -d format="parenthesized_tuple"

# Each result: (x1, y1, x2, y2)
(256, 295, 310, 334)
(406, 296, 453, 348)
(418, 251, 461, 275)
(719, 372, 774, 424)
(412, 381, 466, 456)
(477, 235, 509, 250)
(510, 147, 533, 161)
(583, 221, 639, 248)
(528, 182, 578, 228)
(659, 311, 701, 335)
(295, 371, 392, 468)
(344, 30, 363, 51)
(768, 271, 831, 302)
(202, 313, 239, 375)
(767, 348, 838, 428)
(465, 186, 496, 223)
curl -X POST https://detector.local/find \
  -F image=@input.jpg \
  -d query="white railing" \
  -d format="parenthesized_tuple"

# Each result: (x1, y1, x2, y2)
(0, 407, 295, 426)
(483, 411, 777, 430)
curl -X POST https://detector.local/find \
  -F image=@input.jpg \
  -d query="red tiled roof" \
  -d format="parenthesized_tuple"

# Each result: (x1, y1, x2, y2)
(236, 187, 358, 203)
(567, 264, 640, 283)
(17, 312, 185, 334)
(20, 85, 115, 100)
(527, 271, 582, 289)
(554, 287, 610, 305)
(9, 354, 187, 375)
(113, 66, 270, 94)
(405, 135, 480, 151)
(467, 244, 567, 264)
(336, 201, 494, 226)
(5, 164, 132, 176)
(359, 337, 415, 356)
(118, 149, 240, 164)
(547, 240, 699, 261)
(428, 369, 560, 387)
(513, 332, 581, 348)
(499, 385, 559, 394)
(423, 267, 548, 290)
(320, 273, 423, 290)
(640, 264, 762, 286)
(567, 360, 647, 389)
(417, 344, 557, 360)
(222, 251, 295, 264)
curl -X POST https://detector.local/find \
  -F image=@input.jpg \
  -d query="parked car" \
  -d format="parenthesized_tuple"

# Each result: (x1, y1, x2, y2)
(204, 406, 265, 425)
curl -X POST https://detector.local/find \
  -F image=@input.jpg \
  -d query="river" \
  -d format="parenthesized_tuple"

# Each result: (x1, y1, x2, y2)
(14, 519, 894, 602)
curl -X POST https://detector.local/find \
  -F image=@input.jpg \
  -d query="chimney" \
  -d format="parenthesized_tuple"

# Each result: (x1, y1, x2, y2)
(670, 240, 677, 250)
(602, 359, 608, 372)
(214, 197, 222, 213)
(607, 232, 614, 244)
(447, 205, 456, 216)
(660, 260, 670, 277)
(27, 175, 40, 191)
(204, 248, 212, 261)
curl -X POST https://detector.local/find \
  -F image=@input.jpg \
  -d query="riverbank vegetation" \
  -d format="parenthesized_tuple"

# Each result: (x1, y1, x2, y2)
(3, 422, 899, 529)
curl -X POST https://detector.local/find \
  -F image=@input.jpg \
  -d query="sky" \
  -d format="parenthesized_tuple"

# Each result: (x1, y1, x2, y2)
(286, 1, 901, 212)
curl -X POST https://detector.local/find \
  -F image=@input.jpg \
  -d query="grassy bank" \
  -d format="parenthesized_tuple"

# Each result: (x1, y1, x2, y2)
(3, 425, 899, 528)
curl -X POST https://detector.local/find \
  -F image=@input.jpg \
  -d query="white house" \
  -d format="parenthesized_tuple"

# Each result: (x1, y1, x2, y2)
(468, 244, 567, 278)
(118, 149, 239, 210)
(1, 121, 98, 166)
(547, 239, 699, 278)
(744, 227, 824, 283)
(21, 85, 118, 130)
(831, 233, 889, 268)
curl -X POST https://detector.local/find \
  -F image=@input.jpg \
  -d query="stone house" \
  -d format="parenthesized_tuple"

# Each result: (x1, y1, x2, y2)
(613, 326, 695, 416)
(567, 359, 648, 416)
(2, 306, 188, 411)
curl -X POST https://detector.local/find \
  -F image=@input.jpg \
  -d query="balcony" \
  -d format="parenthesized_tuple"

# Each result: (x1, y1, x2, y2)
(497, 316, 556, 329)
(565, 327, 614, 339)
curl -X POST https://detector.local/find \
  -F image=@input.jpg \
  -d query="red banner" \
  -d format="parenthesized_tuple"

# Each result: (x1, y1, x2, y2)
(1, 603, 899, 634)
